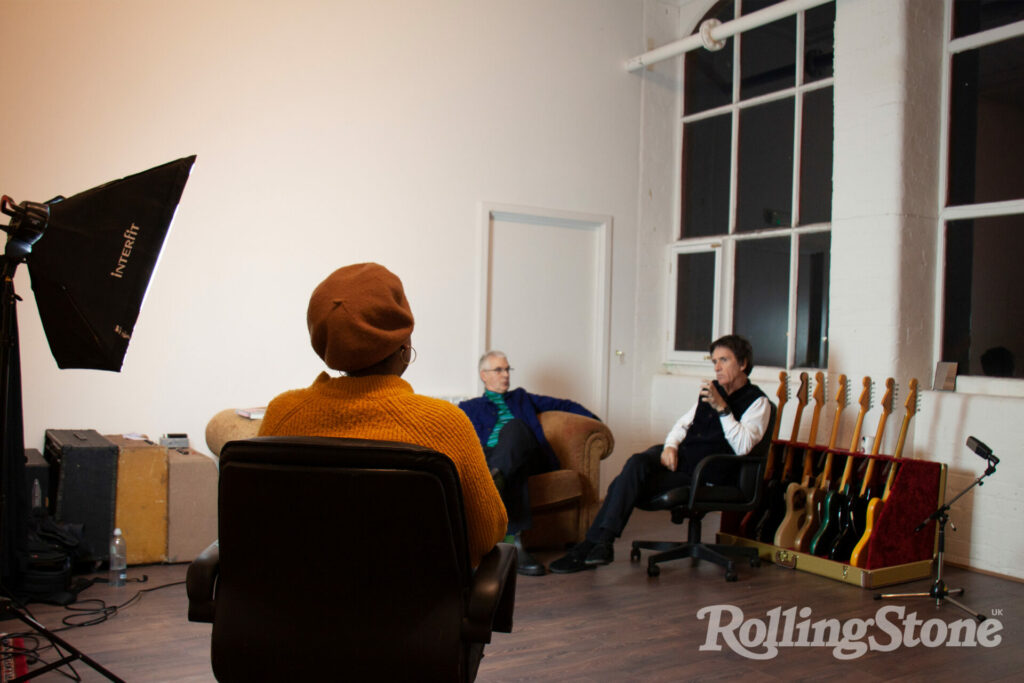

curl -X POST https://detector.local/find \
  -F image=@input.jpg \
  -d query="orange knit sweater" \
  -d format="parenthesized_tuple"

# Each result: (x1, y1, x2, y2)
(258, 372, 507, 567)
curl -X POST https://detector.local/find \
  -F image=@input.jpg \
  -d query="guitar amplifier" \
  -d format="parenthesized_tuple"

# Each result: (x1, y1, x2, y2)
(43, 429, 119, 566)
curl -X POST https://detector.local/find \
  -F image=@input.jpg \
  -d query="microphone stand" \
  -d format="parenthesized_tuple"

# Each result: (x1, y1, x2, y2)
(874, 457, 997, 622)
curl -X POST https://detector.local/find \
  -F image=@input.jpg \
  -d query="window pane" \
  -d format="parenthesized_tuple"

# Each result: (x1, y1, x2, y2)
(800, 86, 833, 225)
(674, 251, 716, 352)
(943, 215, 1023, 377)
(682, 114, 731, 238)
(737, 99, 794, 232)
(948, 35, 1024, 206)
(734, 237, 789, 367)
(953, 0, 1024, 39)
(740, 1, 796, 100)
(794, 232, 830, 368)
(685, 0, 735, 116)
(804, 2, 835, 83)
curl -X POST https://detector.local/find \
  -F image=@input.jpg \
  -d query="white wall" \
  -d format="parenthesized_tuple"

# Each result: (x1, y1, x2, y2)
(1, 1, 644, 453)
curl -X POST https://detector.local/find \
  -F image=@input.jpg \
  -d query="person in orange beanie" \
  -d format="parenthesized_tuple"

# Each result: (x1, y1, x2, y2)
(259, 262, 507, 567)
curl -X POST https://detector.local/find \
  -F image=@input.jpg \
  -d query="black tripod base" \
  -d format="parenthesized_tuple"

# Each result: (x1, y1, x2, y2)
(0, 598, 124, 682)
(875, 580, 986, 622)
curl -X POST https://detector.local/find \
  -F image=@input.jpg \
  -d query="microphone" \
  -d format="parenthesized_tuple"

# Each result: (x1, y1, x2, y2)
(966, 436, 999, 465)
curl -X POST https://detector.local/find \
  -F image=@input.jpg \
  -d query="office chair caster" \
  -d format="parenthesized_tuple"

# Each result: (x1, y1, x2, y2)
(630, 548, 641, 562)
(647, 561, 660, 577)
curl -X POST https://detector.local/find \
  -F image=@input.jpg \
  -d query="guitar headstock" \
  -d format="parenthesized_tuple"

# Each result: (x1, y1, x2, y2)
(857, 376, 872, 415)
(880, 377, 895, 416)
(834, 373, 848, 410)
(795, 372, 809, 409)
(777, 370, 789, 408)
(905, 377, 919, 416)
(812, 371, 825, 409)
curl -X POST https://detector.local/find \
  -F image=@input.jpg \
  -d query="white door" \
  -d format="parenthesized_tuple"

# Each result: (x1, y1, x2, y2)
(480, 204, 611, 417)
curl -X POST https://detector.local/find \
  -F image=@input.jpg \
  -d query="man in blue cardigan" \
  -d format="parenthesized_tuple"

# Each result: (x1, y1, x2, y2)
(459, 350, 599, 575)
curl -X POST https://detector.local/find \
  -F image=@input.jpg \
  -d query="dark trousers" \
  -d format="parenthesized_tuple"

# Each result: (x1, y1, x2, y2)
(586, 444, 692, 543)
(484, 419, 551, 535)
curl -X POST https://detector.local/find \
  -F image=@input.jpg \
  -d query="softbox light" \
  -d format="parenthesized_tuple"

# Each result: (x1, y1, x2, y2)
(26, 155, 196, 371)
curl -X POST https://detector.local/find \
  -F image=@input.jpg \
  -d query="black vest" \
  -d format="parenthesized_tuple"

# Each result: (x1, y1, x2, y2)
(679, 381, 767, 479)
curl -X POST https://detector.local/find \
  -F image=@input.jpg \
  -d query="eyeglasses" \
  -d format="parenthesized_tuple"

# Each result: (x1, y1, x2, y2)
(482, 366, 513, 374)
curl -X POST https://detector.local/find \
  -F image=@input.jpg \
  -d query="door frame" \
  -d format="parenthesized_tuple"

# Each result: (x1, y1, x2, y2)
(476, 202, 613, 417)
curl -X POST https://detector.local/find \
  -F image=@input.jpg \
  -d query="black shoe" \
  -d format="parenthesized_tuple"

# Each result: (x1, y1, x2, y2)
(513, 534, 545, 576)
(548, 541, 596, 574)
(584, 541, 614, 566)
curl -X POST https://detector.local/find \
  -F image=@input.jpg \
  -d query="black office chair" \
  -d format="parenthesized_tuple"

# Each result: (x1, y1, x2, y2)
(186, 436, 516, 682)
(629, 403, 776, 581)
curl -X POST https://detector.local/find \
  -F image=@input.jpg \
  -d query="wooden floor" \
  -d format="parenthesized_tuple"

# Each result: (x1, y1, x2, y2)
(4, 510, 1022, 681)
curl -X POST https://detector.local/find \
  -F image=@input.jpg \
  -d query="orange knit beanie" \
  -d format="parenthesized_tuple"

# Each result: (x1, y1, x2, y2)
(306, 263, 414, 372)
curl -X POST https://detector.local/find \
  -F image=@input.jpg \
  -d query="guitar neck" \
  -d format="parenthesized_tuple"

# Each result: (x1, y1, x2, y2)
(781, 402, 806, 478)
(882, 378, 918, 501)
(839, 378, 872, 494)
(765, 371, 789, 480)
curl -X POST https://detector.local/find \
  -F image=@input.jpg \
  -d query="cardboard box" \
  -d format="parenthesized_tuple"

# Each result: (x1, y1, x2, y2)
(107, 435, 169, 565)
(167, 448, 218, 563)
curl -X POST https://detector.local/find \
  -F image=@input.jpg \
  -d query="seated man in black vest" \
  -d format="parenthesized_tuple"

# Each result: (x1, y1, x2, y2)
(549, 335, 770, 573)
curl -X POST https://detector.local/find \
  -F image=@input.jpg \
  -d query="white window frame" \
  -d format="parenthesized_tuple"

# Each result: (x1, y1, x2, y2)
(933, 1, 1024, 391)
(667, 1, 834, 370)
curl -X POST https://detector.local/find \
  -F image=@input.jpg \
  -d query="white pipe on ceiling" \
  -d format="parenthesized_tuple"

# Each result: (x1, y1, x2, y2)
(625, 0, 834, 72)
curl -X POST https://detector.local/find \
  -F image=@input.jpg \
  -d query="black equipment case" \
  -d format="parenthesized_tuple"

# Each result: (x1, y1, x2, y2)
(43, 429, 119, 565)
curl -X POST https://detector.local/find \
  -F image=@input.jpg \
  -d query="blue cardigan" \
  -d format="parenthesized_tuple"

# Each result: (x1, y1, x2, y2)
(459, 388, 599, 470)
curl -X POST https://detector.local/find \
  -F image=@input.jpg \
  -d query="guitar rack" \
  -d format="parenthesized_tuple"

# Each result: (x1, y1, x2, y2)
(718, 441, 947, 589)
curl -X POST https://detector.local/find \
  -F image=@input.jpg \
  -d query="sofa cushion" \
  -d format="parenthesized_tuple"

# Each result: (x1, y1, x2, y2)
(526, 469, 583, 510)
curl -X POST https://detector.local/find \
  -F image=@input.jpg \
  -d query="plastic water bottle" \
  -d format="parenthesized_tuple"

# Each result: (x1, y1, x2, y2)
(109, 528, 127, 587)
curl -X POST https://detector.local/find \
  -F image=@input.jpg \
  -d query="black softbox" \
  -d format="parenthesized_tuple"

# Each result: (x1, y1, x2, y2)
(27, 155, 196, 370)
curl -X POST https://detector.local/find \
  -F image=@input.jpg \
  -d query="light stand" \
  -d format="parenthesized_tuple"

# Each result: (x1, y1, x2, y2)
(1, 156, 195, 681)
(0, 596, 124, 683)
(875, 436, 999, 622)
(1, 199, 123, 682)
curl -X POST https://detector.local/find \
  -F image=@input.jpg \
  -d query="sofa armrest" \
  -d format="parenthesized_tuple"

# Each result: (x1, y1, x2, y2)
(186, 540, 220, 623)
(206, 409, 263, 457)
(538, 411, 614, 473)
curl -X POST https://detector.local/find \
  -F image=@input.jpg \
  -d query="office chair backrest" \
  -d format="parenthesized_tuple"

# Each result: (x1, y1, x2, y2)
(212, 436, 474, 681)
(736, 401, 777, 498)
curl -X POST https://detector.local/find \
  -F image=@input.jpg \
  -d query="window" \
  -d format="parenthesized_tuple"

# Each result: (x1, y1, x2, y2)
(671, 0, 834, 369)
(941, 0, 1024, 378)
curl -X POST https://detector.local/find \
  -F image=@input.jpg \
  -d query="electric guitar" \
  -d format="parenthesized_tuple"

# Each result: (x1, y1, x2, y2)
(755, 371, 808, 543)
(793, 373, 847, 553)
(774, 371, 825, 549)
(738, 371, 788, 539)
(809, 376, 871, 557)
(849, 378, 918, 568)
(829, 377, 894, 562)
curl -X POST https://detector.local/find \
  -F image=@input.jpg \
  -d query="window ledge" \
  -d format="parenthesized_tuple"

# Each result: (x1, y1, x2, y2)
(660, 361, 794, 388)
(951, 375, 1024, 399)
